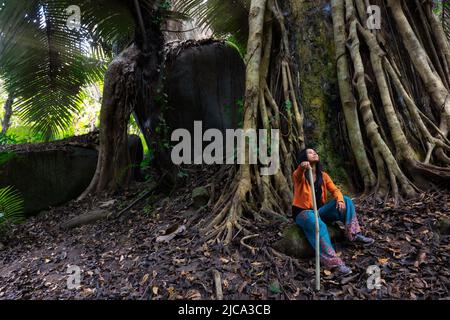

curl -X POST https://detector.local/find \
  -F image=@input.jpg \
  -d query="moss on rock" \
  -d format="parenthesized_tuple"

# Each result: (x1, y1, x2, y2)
(273, 223, 344, 259)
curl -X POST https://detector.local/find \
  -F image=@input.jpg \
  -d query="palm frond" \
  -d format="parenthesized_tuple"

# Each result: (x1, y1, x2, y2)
(0, 151, 16, 164)
(174, 0, 250, 46)
(0, 186, 24, 225)
(0, 0, 184, 139)
(0, 0, 111, 139)
(0, 0, 151, 140)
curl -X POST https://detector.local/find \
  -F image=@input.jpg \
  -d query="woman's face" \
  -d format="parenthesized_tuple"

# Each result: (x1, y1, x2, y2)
(307, 149, 319, 162)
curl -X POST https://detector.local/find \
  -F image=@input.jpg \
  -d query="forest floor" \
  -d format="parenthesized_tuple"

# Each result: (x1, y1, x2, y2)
(0, 166, 449, 300)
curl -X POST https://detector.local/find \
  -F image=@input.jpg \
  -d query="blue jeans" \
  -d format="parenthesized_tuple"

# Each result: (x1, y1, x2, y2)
(294, 196, 361, 268)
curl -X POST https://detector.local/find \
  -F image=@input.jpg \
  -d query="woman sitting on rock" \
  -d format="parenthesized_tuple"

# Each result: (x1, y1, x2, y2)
(292, 148, 374, 276)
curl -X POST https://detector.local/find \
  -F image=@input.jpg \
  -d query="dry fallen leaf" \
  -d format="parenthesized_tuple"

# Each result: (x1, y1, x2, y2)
(140, 274, 149, 285)
(152, 286, 159, 295)
(82, 288, 95, 296)
(173, 258, 186, 264)
(378, 257, 389, 265)
(324, 270, 332, 276)
(414, 251, 427, 267)
(100, 200, 116, 208)
(237, 281, 248, 293)
(185, 289, 201, 300)
(156, 225, 186, 243)
(220, 257, 230, 264)
(167, 287, 175, 299)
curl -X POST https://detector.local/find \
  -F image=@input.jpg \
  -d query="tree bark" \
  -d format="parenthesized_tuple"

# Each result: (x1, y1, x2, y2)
(79, 3, 164, 199)
(332, 0, 377, 193)
(387, 0, 450, 138)
(1, 93, 14, 135)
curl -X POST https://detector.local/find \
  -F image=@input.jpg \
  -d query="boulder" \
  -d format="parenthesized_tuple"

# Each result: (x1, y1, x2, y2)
(273, 223, 345, 259)
(192, 186, 209, 209)
(133, 39, 246, 166)
(437, 218, 450, 235)
(0, 146, 97, 215)
(164, 40, 245, 133)
(0, 133, 146, 216)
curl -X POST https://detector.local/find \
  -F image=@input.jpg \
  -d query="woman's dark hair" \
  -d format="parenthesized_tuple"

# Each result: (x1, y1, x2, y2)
(296, 148, 324, 188)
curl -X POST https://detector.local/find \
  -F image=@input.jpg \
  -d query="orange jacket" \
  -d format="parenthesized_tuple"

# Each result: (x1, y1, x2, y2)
(292, 165, 344, 209)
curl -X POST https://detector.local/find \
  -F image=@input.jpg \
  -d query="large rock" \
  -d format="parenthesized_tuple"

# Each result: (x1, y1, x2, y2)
(0, 133, 145, 216)
(164, 40, 245, 133)
(0, 146, 98, 215)
(192, 186, 209, 209)
(437, 218, 450, 235)
(133, 39, 246, 167)
(273, 224, 344, 259)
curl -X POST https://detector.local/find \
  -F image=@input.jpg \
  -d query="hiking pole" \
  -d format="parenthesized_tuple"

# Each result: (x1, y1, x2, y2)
(307, 166, 320, 291)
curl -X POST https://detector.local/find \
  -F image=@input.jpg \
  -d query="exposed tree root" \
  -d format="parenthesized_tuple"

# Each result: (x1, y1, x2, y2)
(331, 0, 450, 205)
(200, 0, 450, 245)
(199, 0, 306, 244)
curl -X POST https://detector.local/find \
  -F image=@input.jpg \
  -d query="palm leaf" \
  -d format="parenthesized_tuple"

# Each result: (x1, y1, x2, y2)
(0, 0, 154, 140)
(0, 0, 186, 139)
(0, 186, 24, 225)
(174, 0, 250, 46)
(0, 0, 110, 139)
(0, 151, 16, 164)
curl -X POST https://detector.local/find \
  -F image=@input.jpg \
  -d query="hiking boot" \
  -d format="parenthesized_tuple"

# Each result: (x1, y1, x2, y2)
(334, 264, 353, 276)
(354, 233, 375, 246)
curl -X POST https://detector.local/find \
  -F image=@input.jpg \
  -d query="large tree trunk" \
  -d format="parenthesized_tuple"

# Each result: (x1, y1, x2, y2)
(202, 0, 305, 244)
(1, 93, 14, 135)
(204, 0, 450, 245)
(79, 2, 164, 198)
(328, 0, 450, 203)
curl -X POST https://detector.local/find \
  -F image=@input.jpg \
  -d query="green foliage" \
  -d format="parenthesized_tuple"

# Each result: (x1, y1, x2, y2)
(0, 186, 24, 230)
(0, 133, 18, 145)
(175, 0, 250, 46)
(233, 99, 244, 128)
(268, 280, 282, 294)
(432, 0, 448, 16)
(226, 35, 246, 59)
(142, 203, 154, 216)
(0, 0, 113, 140)
(224, 98, 244, 128)
(284, 100, 293, 112)
(0, 129, 46, 144)
(177, 170, 189, 179)
(0, 0, 184, 140)
(152, 84, 172, 153)
(0, 0, 216, 144)
(0, 151, 15, 165)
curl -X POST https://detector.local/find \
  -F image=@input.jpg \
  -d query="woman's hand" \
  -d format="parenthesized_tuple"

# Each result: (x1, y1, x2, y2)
(300, 161, 311, 170)
(336, 200, 346, 213)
